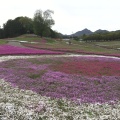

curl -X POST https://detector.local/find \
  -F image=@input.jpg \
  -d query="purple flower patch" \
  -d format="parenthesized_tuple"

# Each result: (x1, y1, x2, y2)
(0, 56, 120, 104)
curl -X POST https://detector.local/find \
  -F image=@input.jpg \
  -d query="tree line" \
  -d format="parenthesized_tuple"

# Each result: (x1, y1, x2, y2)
(0, 9, 60, 39)
(81, 31, 120, 42)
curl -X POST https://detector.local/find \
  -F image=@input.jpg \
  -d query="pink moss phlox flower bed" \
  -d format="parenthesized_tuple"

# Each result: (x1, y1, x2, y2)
(0, 56, 120, 104)
(0, 45, 64, 55)
(52, 57, 120, 76)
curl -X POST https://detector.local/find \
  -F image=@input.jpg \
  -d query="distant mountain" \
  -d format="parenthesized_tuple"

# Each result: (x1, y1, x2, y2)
(62, 28, 110, 37)
(94, 29, 109, 34)
(72, 28, 93, 37)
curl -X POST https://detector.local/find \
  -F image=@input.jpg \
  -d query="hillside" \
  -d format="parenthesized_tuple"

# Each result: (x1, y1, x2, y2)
(72, 28, 93, 36)
(94, 29, 109, 34)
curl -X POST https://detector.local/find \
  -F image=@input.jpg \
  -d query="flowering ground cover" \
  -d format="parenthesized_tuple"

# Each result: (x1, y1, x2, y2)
(0, 45, 64, 55)
(0, 55, 120, 119)
(1, 79, 120, 119)
(51, 57, 120, 76)
(0, 56, 120, 104)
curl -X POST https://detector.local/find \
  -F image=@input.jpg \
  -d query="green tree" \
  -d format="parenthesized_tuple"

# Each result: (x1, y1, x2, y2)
(3, 17, 25, 37)
(33, 9, 55, 37)
(50, 29, 62, 38)
(3, 19, 15, 37)
(19, 16, 33, 33)
(0, 28, 4, 38)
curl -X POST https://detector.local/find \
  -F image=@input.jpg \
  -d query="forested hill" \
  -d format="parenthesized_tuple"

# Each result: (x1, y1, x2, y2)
(71, 28, 93, 36)
(0, 9, 61, 39)
(82, 30, 120, 42)
(94, 29, 109, 34)
(62, 28, 110, 37)
(69, 29, 110, 37)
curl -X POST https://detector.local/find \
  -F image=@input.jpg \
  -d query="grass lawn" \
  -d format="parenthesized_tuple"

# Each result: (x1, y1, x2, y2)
(0, 39, 7, 44)
(93, 41, 120, 46)
(14, 34, 56, 43)
(92, 41, 120, 49)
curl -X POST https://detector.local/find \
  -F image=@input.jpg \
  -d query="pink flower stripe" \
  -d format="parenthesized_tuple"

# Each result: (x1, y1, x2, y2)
(0, 45, 64, 55)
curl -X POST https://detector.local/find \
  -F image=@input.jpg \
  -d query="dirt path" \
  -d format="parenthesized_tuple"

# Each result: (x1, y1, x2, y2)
(0, 54, 120, 63)
(7, 41, 30, 48)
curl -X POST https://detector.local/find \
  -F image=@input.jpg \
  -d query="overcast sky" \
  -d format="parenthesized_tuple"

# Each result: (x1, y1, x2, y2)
(0, 0, 120, 34)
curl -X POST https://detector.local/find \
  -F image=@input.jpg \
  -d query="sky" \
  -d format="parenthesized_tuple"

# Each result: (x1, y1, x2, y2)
(0, 0, 120, 35)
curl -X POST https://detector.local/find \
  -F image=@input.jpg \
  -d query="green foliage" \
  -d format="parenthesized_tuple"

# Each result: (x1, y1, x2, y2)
(50, 29, 62, 38)
(28, 70, 46, 79)
(45, 38, 55, 43)
(0, 40, 7, 44)
(0, 29, 4, 38)
(15, 36, 41, 41)
(74, 36, 80, 41)
(65, 116, 74, 120)
(57, 100, 68, 112)
(19, 17, 33, 34)
(0, 9, 59, 39)
(33, 9, 55, 37)
(42, 28, 51, 37)
(82, 31, 120, 42)
(2, 16, 34, 38)
(3, 18, 24, 37)
(28, 73, 41, 79)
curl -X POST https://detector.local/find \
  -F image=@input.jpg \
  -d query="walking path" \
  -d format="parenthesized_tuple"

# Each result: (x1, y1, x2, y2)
(0, 54, 120, 63)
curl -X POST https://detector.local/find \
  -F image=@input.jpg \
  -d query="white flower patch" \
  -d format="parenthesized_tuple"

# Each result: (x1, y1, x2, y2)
(0, 78, 120, 119)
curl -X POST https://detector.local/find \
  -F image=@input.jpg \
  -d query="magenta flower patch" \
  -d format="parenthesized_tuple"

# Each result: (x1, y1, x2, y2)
(51, 57, 120, 77)
(0, 56, 120, 104)
(0, 45, 64, 55)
